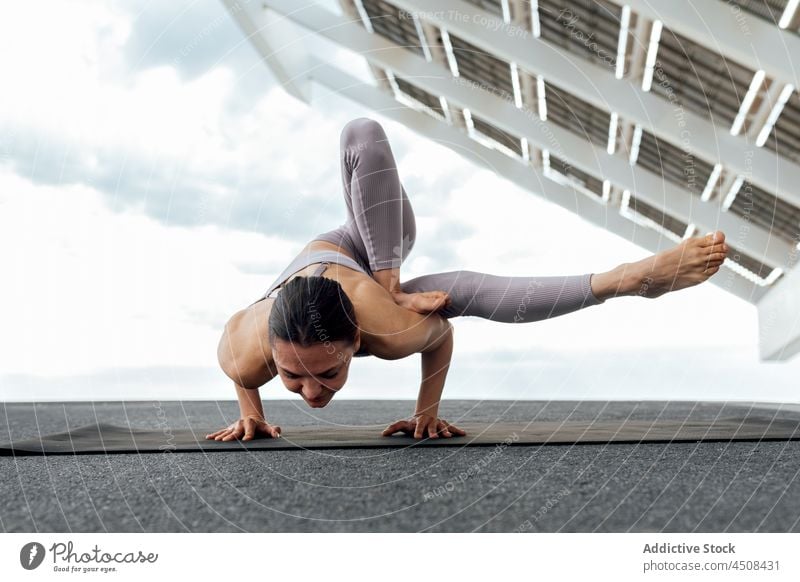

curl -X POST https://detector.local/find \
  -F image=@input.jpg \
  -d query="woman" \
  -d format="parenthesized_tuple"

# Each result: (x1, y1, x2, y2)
(208, 118, 729, 441)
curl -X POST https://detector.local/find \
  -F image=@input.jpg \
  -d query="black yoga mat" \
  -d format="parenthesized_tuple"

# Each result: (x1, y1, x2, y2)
(2, 416, 800, 455)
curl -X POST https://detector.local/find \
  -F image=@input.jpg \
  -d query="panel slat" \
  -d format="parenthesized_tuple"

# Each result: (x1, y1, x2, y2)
(449, 33, 516, 98)
(651, 27, 757, 126)
(729, 180, 800, 244)
(361, 0, 426, 56)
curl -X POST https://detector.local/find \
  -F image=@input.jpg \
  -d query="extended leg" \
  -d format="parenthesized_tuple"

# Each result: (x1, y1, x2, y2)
(402, 230, 732, 321)
(400, 270, 603, 322)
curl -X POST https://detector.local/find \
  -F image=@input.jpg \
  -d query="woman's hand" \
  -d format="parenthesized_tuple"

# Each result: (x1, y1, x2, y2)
(381, 413, 466, 439)
(391, 290, 451, 314)
(205, 415, 281, 441)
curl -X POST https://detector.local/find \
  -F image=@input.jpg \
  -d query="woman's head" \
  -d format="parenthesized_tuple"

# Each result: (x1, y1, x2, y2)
(268, 275, 360, 408)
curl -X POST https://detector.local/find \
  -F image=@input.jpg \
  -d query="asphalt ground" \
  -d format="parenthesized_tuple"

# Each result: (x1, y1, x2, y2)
(2, 399, 799, 532)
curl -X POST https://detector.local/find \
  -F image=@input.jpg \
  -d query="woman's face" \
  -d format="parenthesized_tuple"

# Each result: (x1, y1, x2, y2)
(271, 335, 359, 408)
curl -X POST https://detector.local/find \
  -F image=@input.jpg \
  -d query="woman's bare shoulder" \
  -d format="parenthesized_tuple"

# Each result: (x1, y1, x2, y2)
(349, 280, 446, 360)
(219, 298, 277, 385)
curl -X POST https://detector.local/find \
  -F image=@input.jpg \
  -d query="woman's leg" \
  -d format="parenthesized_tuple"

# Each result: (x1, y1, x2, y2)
(320, 119, 601, 322)
(400, 270, 604, 322)
(313, 117, 416, 275)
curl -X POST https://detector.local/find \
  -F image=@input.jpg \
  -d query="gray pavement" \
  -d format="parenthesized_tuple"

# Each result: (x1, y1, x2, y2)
(1, 399, 799, 532)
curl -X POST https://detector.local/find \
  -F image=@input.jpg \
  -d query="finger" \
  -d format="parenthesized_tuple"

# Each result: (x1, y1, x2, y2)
(438, 421, 452, 438)
(222, 427, 242, 441)
(414, 420, 425, 439)
(269, 425, 282, 438)
(205, 429, 227, 439)
(214, 428, 233, 441)
(382, 422, 403, 436)
(428, 422, 439, 439)
(447, 423, 467, 436)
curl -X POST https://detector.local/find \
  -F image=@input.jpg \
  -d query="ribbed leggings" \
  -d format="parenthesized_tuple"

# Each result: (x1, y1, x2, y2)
(312, 117, 605, 323)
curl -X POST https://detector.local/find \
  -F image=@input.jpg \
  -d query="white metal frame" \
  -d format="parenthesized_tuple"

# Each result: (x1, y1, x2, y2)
(257, 0, 795, 270)
(223, 0, 800, 359)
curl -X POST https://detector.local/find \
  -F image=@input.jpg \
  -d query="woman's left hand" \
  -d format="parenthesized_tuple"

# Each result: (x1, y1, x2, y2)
(382, 413, 466, 439)
(391, 290, 451, 314)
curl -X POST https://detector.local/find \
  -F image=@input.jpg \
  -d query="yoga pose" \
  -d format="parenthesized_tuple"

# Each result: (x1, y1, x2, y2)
(209, 118, 729, 441)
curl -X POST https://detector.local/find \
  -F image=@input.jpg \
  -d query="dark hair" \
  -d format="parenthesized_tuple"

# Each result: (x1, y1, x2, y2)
(268, 276, 358, 347)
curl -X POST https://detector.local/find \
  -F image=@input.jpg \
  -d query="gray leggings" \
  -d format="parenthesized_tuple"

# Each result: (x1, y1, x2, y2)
(313, 118, 605, 323)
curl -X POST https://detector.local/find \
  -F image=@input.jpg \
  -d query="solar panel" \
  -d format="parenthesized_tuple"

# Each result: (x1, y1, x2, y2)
(728, 179, 800, 245)
(360, 0, 426, 56)
(462, 0, 504, 17)
(537, 0, 622, 71)
(469, 114, 525, 156)
(725, 0, 789, 27)
(624, 193, 690, 236)
(761, 89, 800, 163)
(651, 27, 757, 127)
(547, 154, 605, 196)
(544, 80, 611, 146)
(727, 244, 782, 282)
(447, 32, 516, 99)
(636, 130, 716, 195)
(392, 75, 446, 118)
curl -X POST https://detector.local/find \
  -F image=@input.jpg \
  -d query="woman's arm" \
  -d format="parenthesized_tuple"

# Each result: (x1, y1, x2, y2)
(235, 382, 265, 418)
(380, 321, 465, 439)
(414, 320, 453, 419)
(355, 282, 465, 438)
(205, 382, 282, 441)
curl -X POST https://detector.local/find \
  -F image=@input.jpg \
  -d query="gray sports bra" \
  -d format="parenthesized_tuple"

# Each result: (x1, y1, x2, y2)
(249, 249, 372, 357)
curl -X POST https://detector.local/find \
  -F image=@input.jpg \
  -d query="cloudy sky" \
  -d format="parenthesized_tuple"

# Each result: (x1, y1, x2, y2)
(1, 0, 798, 405)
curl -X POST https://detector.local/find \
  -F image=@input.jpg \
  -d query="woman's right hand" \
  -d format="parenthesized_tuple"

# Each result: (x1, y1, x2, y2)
(205, 415, 282, 441)
(391, 290, 451, 314)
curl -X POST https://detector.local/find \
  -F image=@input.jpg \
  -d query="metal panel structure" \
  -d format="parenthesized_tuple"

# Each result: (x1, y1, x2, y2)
(463, 0, 504, 17)
(760, 89, 800, 164)
(390, 73, 447, 118)
(536, 0, 622, 72)
(447, 33, 516, 99)
(726, 0, 790, 26)
(225, 0, 800, 360)
(544, 80, 612, 147)
(468, 113, 526, 157)
(716, 0, 800, 33)
(360, 0, 427, 56)
(649, 27, 758, 128)
(623, 193, 692, 239)
(726, 179, 800, 246)
(547, 154, 606, 198)
(635, 130, 716, 196)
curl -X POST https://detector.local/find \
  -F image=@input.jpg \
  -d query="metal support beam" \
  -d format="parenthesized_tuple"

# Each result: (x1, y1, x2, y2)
(746, 77, 784, 142)
(757, 255, 800, 360)
(385, 0, 800, 208)
(261, 0, 795, 271)
(223, 0, 313, 103)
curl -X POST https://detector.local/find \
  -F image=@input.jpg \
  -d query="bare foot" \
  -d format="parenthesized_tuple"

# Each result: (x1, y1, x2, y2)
(628, 231, 729, 298)
(591, 231, 730, 300)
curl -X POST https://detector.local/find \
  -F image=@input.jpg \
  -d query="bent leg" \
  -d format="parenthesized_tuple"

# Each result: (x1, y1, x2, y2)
(338, 117, 416, 272)
(400, 270, 604, 322)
